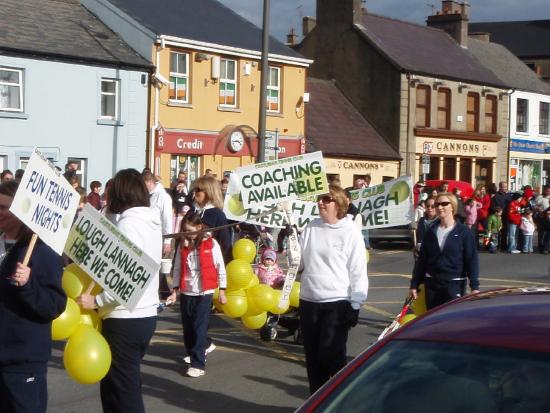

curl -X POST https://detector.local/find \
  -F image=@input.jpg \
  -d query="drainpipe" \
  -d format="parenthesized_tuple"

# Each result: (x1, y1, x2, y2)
(405, 72, 411, 176)
(151, 37, 165, 173)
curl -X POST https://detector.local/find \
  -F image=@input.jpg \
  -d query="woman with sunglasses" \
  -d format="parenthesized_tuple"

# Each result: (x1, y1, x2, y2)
(299, 184, 368, 394)
(410, 192, 480, 310)
(415, 197, 438, 250)
(0, 181, 66, 412)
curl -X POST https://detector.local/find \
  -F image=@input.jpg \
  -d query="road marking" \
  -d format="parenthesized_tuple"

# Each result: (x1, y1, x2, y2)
(369, 286, 409, 289)
(373, 250, 407, 255)
(361, 304, 395, 318)
(369, 272, 550, 286)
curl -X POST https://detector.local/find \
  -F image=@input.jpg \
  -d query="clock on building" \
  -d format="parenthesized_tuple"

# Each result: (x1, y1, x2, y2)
(229, 130, 244, 152)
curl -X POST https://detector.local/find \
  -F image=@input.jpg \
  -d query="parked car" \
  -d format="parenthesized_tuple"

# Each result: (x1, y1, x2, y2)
(414, 179, 475, 204)
(368, 224, 414, 247)
(296, 287, 550, 413)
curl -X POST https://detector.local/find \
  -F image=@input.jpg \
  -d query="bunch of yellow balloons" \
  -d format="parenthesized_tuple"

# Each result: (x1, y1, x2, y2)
(52, 263, 111, 385)
(216, 239, 300, 330)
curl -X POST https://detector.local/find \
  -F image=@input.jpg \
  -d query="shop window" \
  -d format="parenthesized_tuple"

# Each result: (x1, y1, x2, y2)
(67, 158, 87, 188)
(467, 92, 479, 133)
(459, 158, 472, 183)
(539, 102, 549, 135)
(100, 78, 119, 119)
(382, 176, 394, 182)
(267, 66, 281, 113)
(443, 157, 456, 180)
(170, 155, 200, 188)
(219, 59, 237, 107)
(516, 98, 528, 133)
(415, 85, 430, 128)
(484, 95, 497, 134)
(437, 88, 451, 130)
(327, 174, 341, 185)
(169, 51, 189, 103)
(0, 67, 24, 112)
(427, 157, 440, 180)
(475, 159, 492, 188)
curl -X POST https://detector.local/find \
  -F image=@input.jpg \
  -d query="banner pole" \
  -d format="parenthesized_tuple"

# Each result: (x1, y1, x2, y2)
(84, 281, 96, 295)
(22, 233, 38, 266)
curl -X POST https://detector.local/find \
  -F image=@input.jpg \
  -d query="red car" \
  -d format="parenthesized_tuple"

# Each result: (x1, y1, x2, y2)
(414, 179, 474, 204)
(296, 288, 550, 413)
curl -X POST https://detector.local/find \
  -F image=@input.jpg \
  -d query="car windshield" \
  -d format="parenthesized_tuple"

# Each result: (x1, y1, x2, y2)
(316, 340, 550, 413)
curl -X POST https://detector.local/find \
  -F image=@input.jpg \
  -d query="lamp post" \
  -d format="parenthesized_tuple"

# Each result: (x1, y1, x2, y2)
(257, 0, 270, 163)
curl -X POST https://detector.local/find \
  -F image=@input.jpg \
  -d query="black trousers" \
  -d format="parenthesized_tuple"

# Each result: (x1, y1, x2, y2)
(299, 299, 350, 395)
(100, 316, 157, 413)
(425, 278, 466, 310)
(180, 294, 213, 369)
(0, 369, 47, 413)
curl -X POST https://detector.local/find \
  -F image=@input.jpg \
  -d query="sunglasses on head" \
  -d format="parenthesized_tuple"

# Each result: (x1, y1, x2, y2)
(435, 201, 451, 207)
(317, 194, 335, 204)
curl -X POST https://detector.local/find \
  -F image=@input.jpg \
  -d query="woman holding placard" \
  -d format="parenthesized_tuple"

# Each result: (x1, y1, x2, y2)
(77, 169, 162, 413)
(0, 180, 66, 412)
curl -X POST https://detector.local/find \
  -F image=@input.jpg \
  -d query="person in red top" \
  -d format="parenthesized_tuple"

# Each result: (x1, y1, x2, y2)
(167, 212, 227, 378)
(507, 193, 523, 253)
(474, 184, 491, 232)
(86, 180, 102, 210)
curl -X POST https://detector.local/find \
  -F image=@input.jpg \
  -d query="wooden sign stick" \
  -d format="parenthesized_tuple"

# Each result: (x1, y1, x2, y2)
(22, 234, 38, 266)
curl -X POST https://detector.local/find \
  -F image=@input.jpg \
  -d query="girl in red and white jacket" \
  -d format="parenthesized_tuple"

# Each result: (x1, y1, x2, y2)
(168, 212, 227, 378)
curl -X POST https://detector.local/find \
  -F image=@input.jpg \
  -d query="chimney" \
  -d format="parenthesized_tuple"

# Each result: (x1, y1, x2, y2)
(469, 32, 490, 43)
(427, 1, 470, 48)
(316, 0, 363, 29)
(286, 28, 298, 46)
(302, 16, 317, 37)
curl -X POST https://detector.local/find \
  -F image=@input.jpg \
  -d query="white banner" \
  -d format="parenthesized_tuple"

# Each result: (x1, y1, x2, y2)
(10, 148, 79, 255)
(351, 176, 414, 229)
(64, 204, 160, 311)
(231, 151, 328, 209)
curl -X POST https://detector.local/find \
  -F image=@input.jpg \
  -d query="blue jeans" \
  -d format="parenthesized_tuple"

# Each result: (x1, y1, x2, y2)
(180, 294, 213, 369)
(522, 234, 533, 253)
(507, 224, 518, 252)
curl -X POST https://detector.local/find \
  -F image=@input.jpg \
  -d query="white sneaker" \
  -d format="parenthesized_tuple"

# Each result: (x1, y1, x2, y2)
(511, 250, 521, 254)
(183, 343, 216, 364)
(186, 367, 205, 378)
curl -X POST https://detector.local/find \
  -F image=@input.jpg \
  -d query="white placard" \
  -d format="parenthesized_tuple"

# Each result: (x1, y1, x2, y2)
(64, 204, 160, 311)
(10, 148, 79, 255)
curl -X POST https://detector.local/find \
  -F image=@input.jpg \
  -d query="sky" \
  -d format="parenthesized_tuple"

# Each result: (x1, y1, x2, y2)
(217, 0, 550, 44)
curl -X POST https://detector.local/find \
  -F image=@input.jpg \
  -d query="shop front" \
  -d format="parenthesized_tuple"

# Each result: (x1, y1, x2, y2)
(155, 126, 304, 187)
(323, 158, 400, 187)
(509, 138, 550, 191)
(415, 136, 498, 188)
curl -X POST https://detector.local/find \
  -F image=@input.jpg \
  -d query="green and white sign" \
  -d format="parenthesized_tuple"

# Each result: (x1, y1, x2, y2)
(64, 204, 160, 311)
(351, 176, 414, 229)
(231, 151, 328, 209)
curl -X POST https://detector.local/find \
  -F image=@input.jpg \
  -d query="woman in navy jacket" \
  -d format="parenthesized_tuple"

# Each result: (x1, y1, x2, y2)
(0, 181, 66, 412)
(410, 192, 480, 310)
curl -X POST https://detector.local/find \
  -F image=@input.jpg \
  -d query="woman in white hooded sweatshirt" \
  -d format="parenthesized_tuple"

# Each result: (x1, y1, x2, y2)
(78, 169, 162, 413)
(299, 184, 368, 395)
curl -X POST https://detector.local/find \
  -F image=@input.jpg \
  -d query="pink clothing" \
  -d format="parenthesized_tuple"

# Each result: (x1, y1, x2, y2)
(464, 202, 480, 226)
(255, 264, 285, 288)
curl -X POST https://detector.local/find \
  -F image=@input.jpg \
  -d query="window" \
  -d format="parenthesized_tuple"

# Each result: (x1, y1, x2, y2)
(466, 92, 479, 132)
(169, 52, 189, 103)
(539, 102, 549, 135)
(437, 88, 451, 129)
(219, 59, 237, 107)
(484, 95, 497, 134)
(0, 67, 23, 112)
(67, 158, 87, 188)
(267, 66, 281, 112)
(415, 85, 431, 127)
(516, 98, 528, 133)
(100, 78, 119, 119)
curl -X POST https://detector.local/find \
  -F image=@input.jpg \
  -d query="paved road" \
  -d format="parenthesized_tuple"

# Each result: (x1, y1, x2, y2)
(47, 246, 550, 412)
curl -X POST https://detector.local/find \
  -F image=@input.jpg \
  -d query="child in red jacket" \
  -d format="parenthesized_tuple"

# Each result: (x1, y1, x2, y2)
(507, 194, 523, 253)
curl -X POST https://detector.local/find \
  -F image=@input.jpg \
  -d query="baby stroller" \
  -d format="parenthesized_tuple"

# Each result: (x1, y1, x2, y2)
(260, 309, 302, 344)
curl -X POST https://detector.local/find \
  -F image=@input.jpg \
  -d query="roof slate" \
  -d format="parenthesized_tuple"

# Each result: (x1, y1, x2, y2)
(305, 78, 401, 160)
(105, 0, 304, 60)
(468, 38, 550, 95)
(357, 13, 506, 88)
(470, 20, 550, 58)
(0, 0, 151, 69)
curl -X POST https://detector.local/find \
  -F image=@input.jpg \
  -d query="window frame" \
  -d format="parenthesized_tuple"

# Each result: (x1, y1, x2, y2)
(539, 101, 549, 135)
(516, 98, 529, 133)
(219, 58, 238, 108)
(484, 95, 498, 134)
(437, 88, 451, 130)
(100, 78, 119, 120)
(169, 51, 190, 103)
(415, 85, 431, 128)
(466, 92, 480, 133)
(0, 66, 24, 112)
(267, 66, 281, 113)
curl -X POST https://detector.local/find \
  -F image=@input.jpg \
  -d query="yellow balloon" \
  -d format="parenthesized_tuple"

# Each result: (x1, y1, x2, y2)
(241, 312, 267, 329)
(223, 289, 248, 318)
(62, 263, 102, 299)
(270, 290, 290, 315)
(366, 249, 370, 264)
(244, 275, 260, 290)
(399, 313, 417, 326)
(411, 283, 427, 316)
(226, 259, 254, 290)
(289, 282, 300, 308)
(247, 284, 277, 312)
(52, 298, 81, 341)
(232, 239, 257, 263)
(80, 310, 102, 332)
(64, 325, 111, 384)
